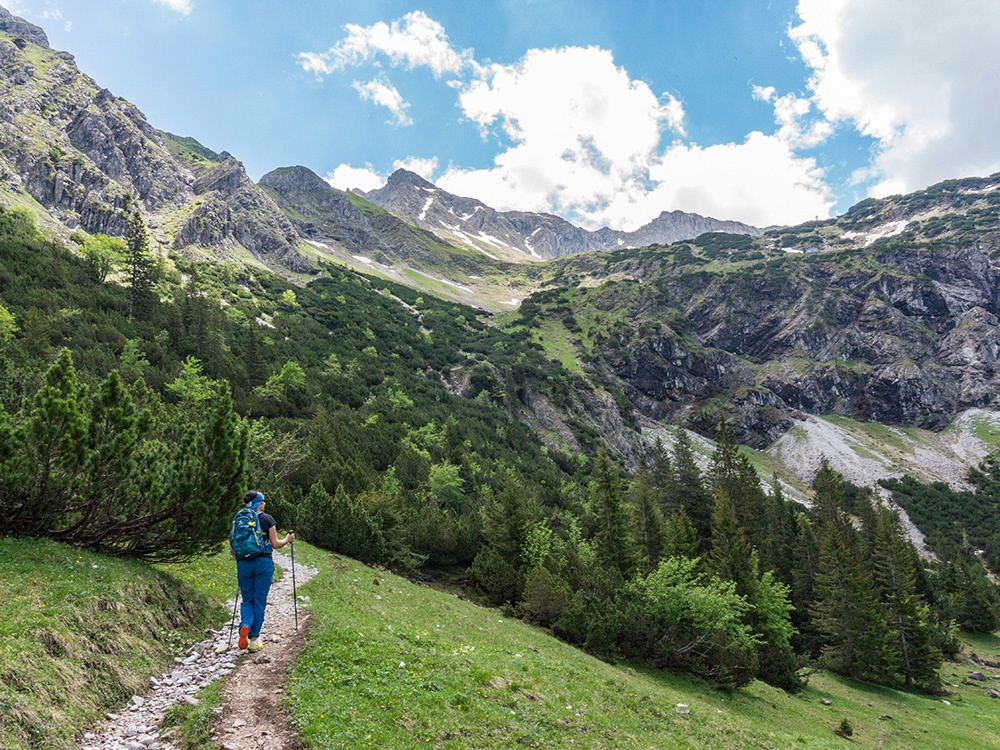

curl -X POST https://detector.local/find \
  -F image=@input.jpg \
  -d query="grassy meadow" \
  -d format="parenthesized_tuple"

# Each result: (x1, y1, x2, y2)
(288, 543, 1000, 750)
(4, 536, 1000, 749)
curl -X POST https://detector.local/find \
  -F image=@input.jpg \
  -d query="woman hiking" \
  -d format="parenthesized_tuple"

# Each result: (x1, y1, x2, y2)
(231, 490, 294, 651)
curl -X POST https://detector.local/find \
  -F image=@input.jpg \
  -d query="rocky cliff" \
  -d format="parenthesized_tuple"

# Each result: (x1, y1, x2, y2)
(0, 7, 305, 270)
(527, 175, 1000, 448)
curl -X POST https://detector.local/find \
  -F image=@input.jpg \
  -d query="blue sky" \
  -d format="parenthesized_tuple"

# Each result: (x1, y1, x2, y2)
(8, 0, 1000, 229)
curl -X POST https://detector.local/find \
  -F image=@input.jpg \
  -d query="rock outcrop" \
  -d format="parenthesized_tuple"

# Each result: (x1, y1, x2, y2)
(0, 8, 306, 270)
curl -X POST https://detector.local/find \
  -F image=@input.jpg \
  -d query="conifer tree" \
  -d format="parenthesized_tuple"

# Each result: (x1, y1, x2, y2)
(592, 448, 637, 579)
(709, 420, 768, 552)
(871, 504, 942, 690)
(663, 429, 712, 545)
(123, 209, 158, 319)
(707, 487, 754, 596)
(631, 472, 666, 575)
(810, 469, 898, 684)
(663, 505, 700, 561)
(790, 513, 821, 654)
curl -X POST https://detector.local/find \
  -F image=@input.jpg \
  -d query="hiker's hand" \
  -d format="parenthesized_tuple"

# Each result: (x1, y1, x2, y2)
(287, 532, 295, 544)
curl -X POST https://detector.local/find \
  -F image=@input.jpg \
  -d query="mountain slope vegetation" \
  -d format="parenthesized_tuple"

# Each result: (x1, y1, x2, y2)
(4, 7, 1000, 747)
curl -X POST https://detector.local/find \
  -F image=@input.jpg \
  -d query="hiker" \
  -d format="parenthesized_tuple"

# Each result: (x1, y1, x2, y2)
(231, 490, 294, 651)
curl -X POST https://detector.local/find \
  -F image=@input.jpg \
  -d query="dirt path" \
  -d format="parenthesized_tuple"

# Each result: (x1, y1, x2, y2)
(79, 550, 317, 750)
(215, 550, 317, 750)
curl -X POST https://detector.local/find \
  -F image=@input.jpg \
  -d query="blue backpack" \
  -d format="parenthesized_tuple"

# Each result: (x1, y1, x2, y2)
(230, 508, 267, 560)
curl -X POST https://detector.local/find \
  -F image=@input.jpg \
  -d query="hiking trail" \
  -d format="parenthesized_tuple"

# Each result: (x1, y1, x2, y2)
(80, 550, 317, 750)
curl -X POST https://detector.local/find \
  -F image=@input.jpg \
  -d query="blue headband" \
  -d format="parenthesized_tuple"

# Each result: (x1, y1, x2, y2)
(246, 492, 264, 510)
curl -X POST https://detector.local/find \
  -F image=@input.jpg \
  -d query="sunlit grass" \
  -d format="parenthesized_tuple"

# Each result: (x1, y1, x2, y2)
(287, 543, 1000, 749)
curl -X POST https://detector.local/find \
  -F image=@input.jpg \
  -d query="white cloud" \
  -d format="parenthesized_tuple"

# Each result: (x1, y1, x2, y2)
(352, 78, 412, 127)
(393, 156, 438, 179)
(790, 0, 1000, 196)
(298, 11, 472, 78)
(440, 46, 688, 225)
(325, 164, 385, 193)
(630, 133, 833, 228)
(305, 12, 838, 227)
(153, 0, 193, 15)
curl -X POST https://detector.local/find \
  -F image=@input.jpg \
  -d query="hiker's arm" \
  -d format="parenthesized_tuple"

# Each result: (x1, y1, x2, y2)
(269, 526, 295, 549)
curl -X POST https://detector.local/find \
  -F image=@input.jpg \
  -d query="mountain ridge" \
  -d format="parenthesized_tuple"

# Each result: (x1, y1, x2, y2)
(0, 7, 308, 272)
(361, 168, 764, 261)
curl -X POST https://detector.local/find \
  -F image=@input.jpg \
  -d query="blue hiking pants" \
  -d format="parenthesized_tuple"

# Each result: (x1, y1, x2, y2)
(237, 555, 274, 639)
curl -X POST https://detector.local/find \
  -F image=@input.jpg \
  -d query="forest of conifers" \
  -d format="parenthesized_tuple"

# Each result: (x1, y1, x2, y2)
(2, 203, 999, 693)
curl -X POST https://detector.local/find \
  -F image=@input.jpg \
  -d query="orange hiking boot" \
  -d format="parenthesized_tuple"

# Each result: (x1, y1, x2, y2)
(238, 625, 249, 650)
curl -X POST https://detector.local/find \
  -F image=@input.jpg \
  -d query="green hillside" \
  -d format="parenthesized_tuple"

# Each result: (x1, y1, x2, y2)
(5, 537, 1000, 750)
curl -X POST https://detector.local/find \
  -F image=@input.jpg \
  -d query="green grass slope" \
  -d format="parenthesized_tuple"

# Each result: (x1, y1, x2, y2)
(0, 538, 231, 750)
(291, 544, 1000, 750)
(6, 537, 1000, 750)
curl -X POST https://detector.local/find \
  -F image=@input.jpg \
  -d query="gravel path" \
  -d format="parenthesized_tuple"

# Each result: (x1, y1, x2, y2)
(79, 550, 317, 750)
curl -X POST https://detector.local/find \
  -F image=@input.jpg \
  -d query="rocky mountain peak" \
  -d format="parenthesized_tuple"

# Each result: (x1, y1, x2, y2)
(0, 5, 49, 49)
(260, 165, 331, 193)
(385, 168, 436, 190)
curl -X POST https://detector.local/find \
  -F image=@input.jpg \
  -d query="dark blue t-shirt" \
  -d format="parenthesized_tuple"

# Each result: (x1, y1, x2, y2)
(256, 511, 276, 558)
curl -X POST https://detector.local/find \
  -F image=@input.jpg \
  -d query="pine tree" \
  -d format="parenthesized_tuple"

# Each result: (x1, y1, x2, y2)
(811, 494, 898, 684)
(663, 429, 712, 545)
(871, 504, 942, 690)
(632, 472, 666, 575)
(592, 448, 637, 579)
(707, 487, 754, 597)
(123, 209, 157, 319)
(791, 513, 821, 654)
(663, 505, 699, 561)
(709, 420, 767, 552)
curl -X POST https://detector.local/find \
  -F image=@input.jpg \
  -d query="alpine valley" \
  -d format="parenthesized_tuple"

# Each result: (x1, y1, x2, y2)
(7, 5, 1000, 749)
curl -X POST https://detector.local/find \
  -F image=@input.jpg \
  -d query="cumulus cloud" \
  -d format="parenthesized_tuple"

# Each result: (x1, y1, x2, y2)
(325, 164, 385, 193)
(316, 12, 837, 228)
(790, 0, 1000, 196)
(393, 156, 438, 179)
(636, 133, 833, 228)
(299, 11, 472, 78)
(753, 86, 832, 149)
(439, 46, 691, 225)
(353, 78, 412, 126)
(153, 0, 193, 15)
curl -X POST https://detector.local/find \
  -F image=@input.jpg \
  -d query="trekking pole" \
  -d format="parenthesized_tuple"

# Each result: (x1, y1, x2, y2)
(228, 579, 240, 648)
(289, 531, 298, 631)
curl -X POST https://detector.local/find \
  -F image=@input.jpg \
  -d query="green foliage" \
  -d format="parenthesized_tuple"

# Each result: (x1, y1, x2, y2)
(0, 303, 16, 343)
(297, 483, 386, 564)
(638, 556, 760, 689)
(0, 352, 247, 561)
(123, 209, 159, 318)
(81, 234, 124, 283)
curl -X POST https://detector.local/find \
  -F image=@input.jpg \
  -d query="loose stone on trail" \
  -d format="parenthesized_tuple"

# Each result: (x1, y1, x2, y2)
(80, 550, 316, 750)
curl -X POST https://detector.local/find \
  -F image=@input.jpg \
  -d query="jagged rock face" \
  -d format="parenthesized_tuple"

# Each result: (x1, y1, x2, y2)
(597, 210, 764, 250)
(363, 169, 763, 261)
(0, 35, 190, 227)
(0, 12, 305, 270)
(264, 165, 490, 269)
(0, 5, 49, 48)
(365, 169, 531, 259)
(585, 238, 1000, 446)
(177, 159, 308, 271)
(260, 166, 388, 254)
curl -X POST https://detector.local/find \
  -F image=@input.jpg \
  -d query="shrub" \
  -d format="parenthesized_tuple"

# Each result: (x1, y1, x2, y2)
(297, 483, 386, 564)
(638, 556, 760, 689)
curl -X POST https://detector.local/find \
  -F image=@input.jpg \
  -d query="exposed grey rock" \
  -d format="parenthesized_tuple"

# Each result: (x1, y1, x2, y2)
(0, 19, 306, 271)
(362, 169, 762, 260)
(0, 6, 49, 48)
